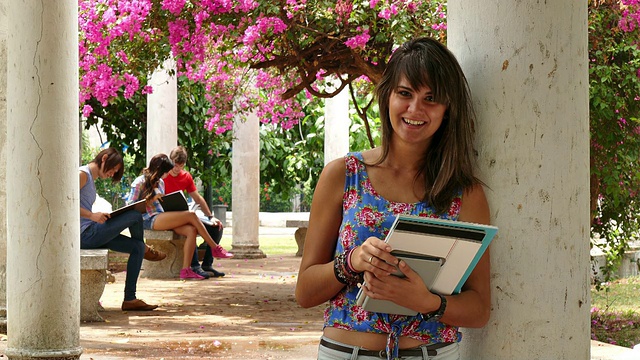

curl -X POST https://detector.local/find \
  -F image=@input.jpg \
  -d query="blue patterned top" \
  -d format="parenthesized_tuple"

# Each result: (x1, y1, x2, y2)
(323, 152, 463, 358)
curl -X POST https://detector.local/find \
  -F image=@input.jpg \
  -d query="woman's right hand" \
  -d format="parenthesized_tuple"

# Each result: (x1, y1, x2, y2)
(351, 237, 399, 276)
(90, 212, 109, 224)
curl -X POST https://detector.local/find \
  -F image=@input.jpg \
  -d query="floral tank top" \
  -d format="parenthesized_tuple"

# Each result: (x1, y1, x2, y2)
(323, 152, 463, 358)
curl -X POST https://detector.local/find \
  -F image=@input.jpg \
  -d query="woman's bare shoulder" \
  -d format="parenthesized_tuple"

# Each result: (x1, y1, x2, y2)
(360, 148, 382, 163)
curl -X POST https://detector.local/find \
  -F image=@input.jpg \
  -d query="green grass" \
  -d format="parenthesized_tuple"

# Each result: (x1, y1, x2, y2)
(591, 276, 640, 348)
(218, 235, 298, 256)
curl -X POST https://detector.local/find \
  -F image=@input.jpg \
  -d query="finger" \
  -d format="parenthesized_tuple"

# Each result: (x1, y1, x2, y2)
(396, 260, 422, 283)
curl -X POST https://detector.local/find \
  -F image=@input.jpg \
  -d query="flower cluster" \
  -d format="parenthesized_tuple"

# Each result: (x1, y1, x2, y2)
(78, 0, 447, 134)
(619, 0, 640, 32)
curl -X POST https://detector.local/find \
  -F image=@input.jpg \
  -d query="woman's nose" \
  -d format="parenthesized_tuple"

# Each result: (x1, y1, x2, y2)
(407, 98, 423, 113)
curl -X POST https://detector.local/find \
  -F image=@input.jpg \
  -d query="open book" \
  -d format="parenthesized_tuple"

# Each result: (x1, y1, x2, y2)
(109, 199, 146, 218)
(355, 214, 498, 315)
(159, 190, 189, 212)
(109, 190, 189, 218)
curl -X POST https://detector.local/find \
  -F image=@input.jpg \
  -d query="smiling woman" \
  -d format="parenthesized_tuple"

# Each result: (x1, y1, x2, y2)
(295, 37, 490, 360)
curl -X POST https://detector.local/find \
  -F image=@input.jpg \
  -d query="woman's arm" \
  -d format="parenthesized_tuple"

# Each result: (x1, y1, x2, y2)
(295, 158, 348, 308)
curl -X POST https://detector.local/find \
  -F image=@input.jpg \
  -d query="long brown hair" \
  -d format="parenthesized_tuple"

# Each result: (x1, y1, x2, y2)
(374, 37, 481, 213)
(139, 154, 174, 202)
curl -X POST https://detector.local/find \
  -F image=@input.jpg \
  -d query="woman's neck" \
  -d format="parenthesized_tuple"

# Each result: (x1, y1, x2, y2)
(384, 141, 428, 173)
(87, 162, 100, 179)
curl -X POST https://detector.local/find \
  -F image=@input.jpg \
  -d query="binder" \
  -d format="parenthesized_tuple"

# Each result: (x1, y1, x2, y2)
(355, 214, 498, 315)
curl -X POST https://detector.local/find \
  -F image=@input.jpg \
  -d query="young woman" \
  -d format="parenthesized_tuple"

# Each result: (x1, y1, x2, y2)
(296, 37, 491, 360)
(80, 148, 164, 311)
(127, 154, 233, 281)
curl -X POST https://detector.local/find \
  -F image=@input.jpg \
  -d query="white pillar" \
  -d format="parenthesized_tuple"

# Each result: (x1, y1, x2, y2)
(6, 1, 81, 359)
(0, 0, 7, 334)
(448, 1, 590, 359)
(324, 88, 351, 165)
(231, 112, 265, 258)
(147, 58, 178, 164)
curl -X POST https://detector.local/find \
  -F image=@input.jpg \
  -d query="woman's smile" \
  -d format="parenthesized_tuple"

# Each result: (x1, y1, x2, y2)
(403, 118, 426, 126)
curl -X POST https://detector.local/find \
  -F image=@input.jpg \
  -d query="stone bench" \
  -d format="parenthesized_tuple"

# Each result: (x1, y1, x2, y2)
(80, 249, 109, 322)
(141, 230, 187, 279)
(286, 220, 309, 257)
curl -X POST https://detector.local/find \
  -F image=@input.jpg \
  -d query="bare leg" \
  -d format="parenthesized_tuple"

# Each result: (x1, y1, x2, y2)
(170, 224, 198, 269)
(152, 211, 220, 251)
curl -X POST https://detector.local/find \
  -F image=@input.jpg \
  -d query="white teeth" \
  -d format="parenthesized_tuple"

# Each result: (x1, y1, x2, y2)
(403, 118, 425, 125)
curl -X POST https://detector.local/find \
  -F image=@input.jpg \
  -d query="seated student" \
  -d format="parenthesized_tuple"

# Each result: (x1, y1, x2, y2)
(127, 154, 234, 281)
(165, 146, 225, 279)
(80, 148, 165, 311)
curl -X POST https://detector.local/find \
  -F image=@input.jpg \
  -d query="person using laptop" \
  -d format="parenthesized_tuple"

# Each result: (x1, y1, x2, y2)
(127, 154, 233, 281)
(164, 146, 225, 279)
(296, 37, 492, 359)
(80, 147, 165, 311)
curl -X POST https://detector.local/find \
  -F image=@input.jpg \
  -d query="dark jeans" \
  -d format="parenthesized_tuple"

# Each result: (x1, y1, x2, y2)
(80, 210, 145, 301)
(191, 220, 223, 268)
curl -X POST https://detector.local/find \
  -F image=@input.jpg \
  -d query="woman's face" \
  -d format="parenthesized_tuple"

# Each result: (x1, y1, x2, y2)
(388, 76, 447, 148)
(99, 162, 121, 179)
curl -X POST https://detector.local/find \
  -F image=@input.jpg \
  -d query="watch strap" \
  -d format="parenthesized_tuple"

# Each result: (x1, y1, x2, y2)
(421, 293, 447, 322)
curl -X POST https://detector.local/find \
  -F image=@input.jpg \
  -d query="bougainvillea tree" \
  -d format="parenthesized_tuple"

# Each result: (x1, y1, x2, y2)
(79, 0, 446, 134)
(589, 0, 640, 280)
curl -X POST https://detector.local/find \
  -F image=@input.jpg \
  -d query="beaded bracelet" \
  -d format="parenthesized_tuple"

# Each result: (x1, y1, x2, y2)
(334, 250, 363, 286)
(346, 247, 357, 273)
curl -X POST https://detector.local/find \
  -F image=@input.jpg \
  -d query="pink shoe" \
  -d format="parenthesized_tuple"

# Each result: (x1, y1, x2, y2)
(211, 245, 234, 259)
(180, 267, 205, 280)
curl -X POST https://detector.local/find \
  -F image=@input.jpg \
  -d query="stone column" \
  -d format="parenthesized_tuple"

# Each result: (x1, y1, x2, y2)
(0, 0, 7, 334)
(6, 1, 81, 359)
(231, 112, 265, 258)
(324, 87, 350, 165)
(147, 58, 178, 164)
(448, 1, 590, 359)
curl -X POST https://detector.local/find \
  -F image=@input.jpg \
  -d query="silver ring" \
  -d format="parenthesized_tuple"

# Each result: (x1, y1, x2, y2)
(368, 256, 373, 264)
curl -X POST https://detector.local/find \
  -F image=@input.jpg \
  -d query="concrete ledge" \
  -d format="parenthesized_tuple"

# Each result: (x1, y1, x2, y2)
(80, 249, 109, 322)
(591, 340, 637, 359)
(286, 220, 309, 257)
(591, 247, 640, 280)
(141, 230, 186, 279)
(80, 249, 109, 270)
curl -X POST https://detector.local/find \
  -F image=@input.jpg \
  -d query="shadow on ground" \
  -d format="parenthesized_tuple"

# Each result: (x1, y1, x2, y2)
(80, 255, 324, 359)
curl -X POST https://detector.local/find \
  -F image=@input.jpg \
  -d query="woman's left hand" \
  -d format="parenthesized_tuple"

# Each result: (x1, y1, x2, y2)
(361, 259, 440, 314)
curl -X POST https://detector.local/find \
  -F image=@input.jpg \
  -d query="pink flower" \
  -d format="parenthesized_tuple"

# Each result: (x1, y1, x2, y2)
(344, 28, 370, 50)
(378, 8, 391, 20)
(82, 104, 93, 118)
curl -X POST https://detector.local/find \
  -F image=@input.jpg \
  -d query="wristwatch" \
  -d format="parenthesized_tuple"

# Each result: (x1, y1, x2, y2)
(421, 293, 447, 321)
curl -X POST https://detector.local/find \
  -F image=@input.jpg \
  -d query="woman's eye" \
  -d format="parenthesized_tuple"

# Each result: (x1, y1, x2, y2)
(398, 90, 411, 97)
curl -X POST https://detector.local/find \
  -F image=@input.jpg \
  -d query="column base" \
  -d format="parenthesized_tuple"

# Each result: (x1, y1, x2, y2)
(230, 245, 267, 259)
(5, 347, 82, 360)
